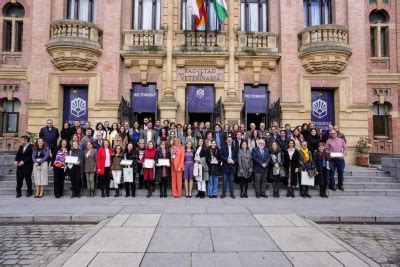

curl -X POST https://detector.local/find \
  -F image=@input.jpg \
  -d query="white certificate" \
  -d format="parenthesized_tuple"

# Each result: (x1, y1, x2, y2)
(144, 159, 155, 168)
(158, 159, 170, 166)
(330, 152, 343, 158)
(65, 156, 79, 164)
(120, 160, 133, 166)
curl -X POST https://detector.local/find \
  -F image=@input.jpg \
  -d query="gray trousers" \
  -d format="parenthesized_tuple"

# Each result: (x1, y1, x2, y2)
(85, 172, 95, 190)
(254, 172, 268, 196)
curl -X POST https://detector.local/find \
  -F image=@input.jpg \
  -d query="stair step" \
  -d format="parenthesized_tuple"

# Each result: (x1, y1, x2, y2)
(342, 182, 400, 189)
(344, 171, 391, 177)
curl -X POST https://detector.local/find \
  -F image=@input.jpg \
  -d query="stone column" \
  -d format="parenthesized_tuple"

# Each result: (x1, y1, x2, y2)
(223, 0, 242, 125)
(159, 0, 178, 121)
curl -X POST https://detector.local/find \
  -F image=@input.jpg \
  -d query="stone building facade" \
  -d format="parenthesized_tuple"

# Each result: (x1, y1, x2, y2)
(0, 0, 397, 162)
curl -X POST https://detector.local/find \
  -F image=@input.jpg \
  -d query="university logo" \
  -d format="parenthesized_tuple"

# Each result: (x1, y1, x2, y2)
(312, 99, 328, 119)
(196, 88, 205, 98)
(70, 97, 87, 118)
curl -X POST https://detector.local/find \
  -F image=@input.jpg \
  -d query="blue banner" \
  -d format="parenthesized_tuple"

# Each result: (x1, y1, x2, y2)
(243, 86, 268, 113)
(311, 90, 335, 133)
(63, 87, 88, 125)
(187, 86, 214, 113)
(132, 84, 157, 112)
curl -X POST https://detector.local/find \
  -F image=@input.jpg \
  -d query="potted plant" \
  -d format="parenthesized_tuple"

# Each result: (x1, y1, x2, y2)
(355, 137, 370, 166)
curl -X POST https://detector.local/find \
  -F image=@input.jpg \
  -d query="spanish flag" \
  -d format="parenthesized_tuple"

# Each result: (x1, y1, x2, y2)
(188, 0, 207, 29)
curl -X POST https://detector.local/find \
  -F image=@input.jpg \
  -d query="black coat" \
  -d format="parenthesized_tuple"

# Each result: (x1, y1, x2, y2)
(155, 149, 171, 181)
(124, 148, 139, 173)
(219, 145, 238, 174)
(39, 127, 60, 149)
(205, 147, 220, 176)
(61, 128, 72, 143)
(314, 151, 330, 186)
(307, 135, 321, 154)
(283, 149, 300, 187)
(15, 143, 33, 166)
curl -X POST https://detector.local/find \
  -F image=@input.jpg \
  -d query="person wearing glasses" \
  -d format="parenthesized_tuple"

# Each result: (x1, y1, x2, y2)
(326, 130, 347, 191)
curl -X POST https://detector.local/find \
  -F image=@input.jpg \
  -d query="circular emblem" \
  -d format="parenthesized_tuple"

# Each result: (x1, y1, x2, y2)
(312, 99, 328, 119)
(70, 97, 87, 118)
(196, 89, 205, 99)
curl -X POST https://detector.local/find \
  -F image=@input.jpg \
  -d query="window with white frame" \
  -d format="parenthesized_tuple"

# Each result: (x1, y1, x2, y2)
(240, 0, 268, 32)
(303, 0, 332, 27)
(67, 0, 96, 23)
(369, 9, 389, 58)
(181, 0, 220, 31)
(133, 0, 161, 30)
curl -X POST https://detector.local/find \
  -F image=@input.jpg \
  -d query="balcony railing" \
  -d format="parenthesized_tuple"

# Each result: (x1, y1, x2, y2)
(46, 19, 103, 71)
(175, 31, 227, 53)
(48, 19, 102, 50)
(298, 24, 350, 53)
(298, 24, 352, 74)
(237, 31, 279, 54)
(122, 30, 164, 52)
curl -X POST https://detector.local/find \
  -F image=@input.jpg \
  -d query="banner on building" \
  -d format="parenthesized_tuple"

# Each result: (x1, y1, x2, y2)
(187, 86, 214, 113)
(243, 86, 268, 114)
(131, 84, 157, 113)
(63, 87, 88, 125)
(311, 90, 335, 133)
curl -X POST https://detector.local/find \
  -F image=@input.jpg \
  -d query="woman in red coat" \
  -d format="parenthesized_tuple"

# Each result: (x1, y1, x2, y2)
(141, 141, 157, 197)
(96, 140, 113, 198)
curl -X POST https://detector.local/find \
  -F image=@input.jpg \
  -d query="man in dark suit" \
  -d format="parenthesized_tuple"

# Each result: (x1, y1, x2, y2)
(252, 139, 270, 198)
(234, 131, 244, 151)
(39, 119, 59, 165)
(219, 137, 237, 199)
(214, 124, 224, 149)
(14, 136, 34, 198)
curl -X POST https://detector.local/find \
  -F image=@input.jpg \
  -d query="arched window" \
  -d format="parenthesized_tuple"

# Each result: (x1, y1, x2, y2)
(2, 3, 24, 52)
(373, 102, 390, 137)
(303, 0, 332, 27)
(240, 0, 269, 32)
(1, 99, 20, 134)
(67, 0, 96, 23)
(370, 10, 389, 57)
(181, 0, 220, 31)
(133, 0, 161, 30)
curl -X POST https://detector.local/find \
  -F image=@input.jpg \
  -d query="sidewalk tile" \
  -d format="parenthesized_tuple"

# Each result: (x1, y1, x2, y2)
(238, 252, 292, 267)
(79, 227, 155, 253)
(89, 253, 143, 267)
(158, 214, 192, 227)
(211, 227, 280, 252)
(330, 252, 370, 267)
(106, 214, 130, 227)
(285, 252, 343, 267)
(148, 227, 212, 252)
(254, 214, 295, 227)
(141, 253, 191, 267)
(264, 227, 346, 252)
(63, 252, 97, 267)
(123, 214, 161, 227)
(192, 253, 242, 267)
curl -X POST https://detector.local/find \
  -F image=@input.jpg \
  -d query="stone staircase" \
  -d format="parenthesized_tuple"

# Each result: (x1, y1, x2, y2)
(1, 165, 399, 197)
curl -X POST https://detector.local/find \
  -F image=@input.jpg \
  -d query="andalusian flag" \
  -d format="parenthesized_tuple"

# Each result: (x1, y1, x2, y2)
(213, 0, 228, 22)
(188, 0, 207, 29)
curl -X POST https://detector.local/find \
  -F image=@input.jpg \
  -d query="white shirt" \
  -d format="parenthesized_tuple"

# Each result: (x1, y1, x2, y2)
(228, 145, 232, 159)
(147, 130, 152, 143)
(105, 149, 111, 167)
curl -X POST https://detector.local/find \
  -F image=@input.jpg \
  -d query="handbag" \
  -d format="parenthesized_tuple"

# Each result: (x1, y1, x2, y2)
(301, 171, 315, 186)
(279, 167, 287, 178)
(123, 167, 134, 183)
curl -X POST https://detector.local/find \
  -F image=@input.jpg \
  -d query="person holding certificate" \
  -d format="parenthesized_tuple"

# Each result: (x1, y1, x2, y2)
(68, 141, 83, 198)
(96, 140, 113, 198)
(83, 141, 97, 197)
(123, 143, 139, 197)
(205, 140, 220, 198)
(170, 138, 185, 198)
(299, 141, 314, 198)
(111, 145, 124, 197)
(155, 141, 171, 198)
(141, 141, 157, 197)
(32, 138, 50, 198)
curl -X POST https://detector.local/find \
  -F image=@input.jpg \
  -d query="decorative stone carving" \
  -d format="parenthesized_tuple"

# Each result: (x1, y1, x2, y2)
(2, 85, 18, 100)
(46, 20, 103, 71)
(298, 24, 352, 74)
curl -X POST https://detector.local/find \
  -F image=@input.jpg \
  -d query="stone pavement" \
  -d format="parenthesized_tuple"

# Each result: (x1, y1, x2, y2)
(0, 195, 399, 223)
(0, 224, 92, 266)
(323, 224, 400, 266)
(49, 213, 378, 267)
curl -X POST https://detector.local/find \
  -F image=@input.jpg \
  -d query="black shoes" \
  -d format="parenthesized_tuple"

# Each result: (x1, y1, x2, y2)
(26, 192, 32, 197)
(230, 192, 235, 199)
(16, 193, 22, 198)
(260, 194, 268, 198)
(114, 189, 120, 197)
(304, 192, 312, 198)
(338, 186, 344, 191)
(329, 185, 336, 191)
(220, 193, 226, 199)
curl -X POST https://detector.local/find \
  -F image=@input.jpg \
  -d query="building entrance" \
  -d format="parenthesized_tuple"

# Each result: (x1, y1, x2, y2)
(188, 113, 213, 124)
(63, 86, 88, 125)
(186, 85, 215, 124)
(246, 113, 266, 130)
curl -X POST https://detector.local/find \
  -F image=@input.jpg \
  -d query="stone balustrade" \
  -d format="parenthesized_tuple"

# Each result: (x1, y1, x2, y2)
(236, 31, 279, 54)
(46, 19, 103, 71)
(298, 24, 352, 74)
(122, 30, 165, 52)
(175, 31, 227, 53)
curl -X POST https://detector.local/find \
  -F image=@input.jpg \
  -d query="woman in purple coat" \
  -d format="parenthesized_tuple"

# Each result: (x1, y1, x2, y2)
(183, 140, 195, 198)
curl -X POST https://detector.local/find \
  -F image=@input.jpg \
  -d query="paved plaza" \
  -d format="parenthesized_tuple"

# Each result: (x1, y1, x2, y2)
(0, 194, 399, 266)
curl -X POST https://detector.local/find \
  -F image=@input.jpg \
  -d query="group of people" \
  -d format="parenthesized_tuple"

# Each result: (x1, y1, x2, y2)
(14, 118, 347, 199)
